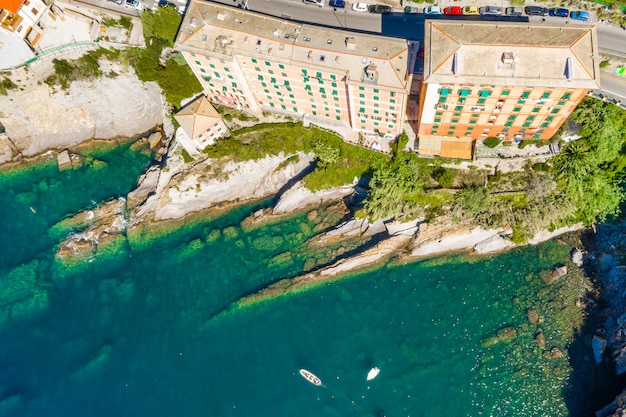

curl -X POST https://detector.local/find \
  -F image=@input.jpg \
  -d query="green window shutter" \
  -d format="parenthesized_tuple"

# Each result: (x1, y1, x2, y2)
(319, 88, 326, 94)
(478, 99, 485, 104)
(265, 61, 271, 66)
(330, 74, 337, 80)
(316, 71, 322, 79)
(373, 89, 379, 93)
(278, 64, 285, 69)
(305, 85, 311, 91)
(513, 107, 521, 112)
(547, 116, 554, 121)
(502, 90, 510, 96)
(224, 67, 230, 72)
(434, 118, 441, 123)
(258, 75, 263, 80)
(331, 82, 337, 88)
(200, 68, 206, 73)
(455, 106, 463, 111)
(508, 116, 516, 121)
(332, 90, 338, 96)
(532, 107, 540, 113)
(562, 93, 571, 100)
(505, 122, 513, 127)
(359, 86, 364, 91)
(479, 90, 490, 97)
(203, 76, 210, 82)
(439, 88, 450, 97)
(459, 89, 470, 97)
(284, 80, 290, 86)
(523, 122, 531, 127)
(195, 60, 201, 65)
(301, 69, 307, 75)
(359, 107, 365, 113)
(551, 108, 559, 114)
(251, 58, 257, 63)
(521, 91, 530, 99)
(542, 92, 550, 99)
(542, 123, 549, 128)
(359, 93, 365, 98)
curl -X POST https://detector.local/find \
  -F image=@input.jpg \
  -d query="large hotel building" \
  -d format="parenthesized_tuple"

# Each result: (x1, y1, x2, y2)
(174, 0, 416, 142)
(175, 1, 600, 159)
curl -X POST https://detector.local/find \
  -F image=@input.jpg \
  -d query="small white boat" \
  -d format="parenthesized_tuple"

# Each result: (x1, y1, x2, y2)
(366, 367, 380, 381)
(299, 369, 322, 386)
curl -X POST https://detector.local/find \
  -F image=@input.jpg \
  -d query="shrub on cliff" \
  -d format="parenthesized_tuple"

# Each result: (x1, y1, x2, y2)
(484, 137, 501, 148)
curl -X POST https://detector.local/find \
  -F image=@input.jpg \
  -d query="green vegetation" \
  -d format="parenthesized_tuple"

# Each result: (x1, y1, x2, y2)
(600, 59, 611, 69)
(363, 133, 455, 221)
(0, 77, 17, 95)
(122, 8, 201, 108)
(42, 7, 200, 107)
(202, 123, 387, 191)
(101, 16, 132, 30)
(484, 137, 501, 148)
(44, 49, 122, 89)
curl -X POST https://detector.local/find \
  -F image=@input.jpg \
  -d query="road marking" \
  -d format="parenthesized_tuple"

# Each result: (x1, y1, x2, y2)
(601, 72, 626, 85)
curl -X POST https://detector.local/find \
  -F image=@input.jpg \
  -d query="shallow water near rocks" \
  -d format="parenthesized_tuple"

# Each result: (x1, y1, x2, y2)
(0, 143, 599, 416)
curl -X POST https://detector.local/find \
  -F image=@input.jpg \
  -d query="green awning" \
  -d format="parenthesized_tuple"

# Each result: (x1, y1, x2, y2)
(480, 90, 490, 97)
(440, 88, 449, 96)
(459, 89, 470, 97)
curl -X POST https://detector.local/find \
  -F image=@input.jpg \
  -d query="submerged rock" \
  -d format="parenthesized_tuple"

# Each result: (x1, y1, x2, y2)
(527, 309, 542, 325)
(535, 331, 546, 349)
(544, 265, 567, 285)
(480, 327, 517, 348)
(592, 335, 607, 364)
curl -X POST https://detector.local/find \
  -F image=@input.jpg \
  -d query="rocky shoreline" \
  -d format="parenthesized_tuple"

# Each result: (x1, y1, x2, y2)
(3, 60, 625, 416)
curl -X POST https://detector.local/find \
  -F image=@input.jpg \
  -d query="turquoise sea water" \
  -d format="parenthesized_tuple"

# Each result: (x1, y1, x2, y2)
(0, 143, 602, 416)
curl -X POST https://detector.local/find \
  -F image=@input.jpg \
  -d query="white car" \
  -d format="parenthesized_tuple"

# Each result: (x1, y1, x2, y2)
(352, 2, 367, 12)
(423, 5, 442, 14)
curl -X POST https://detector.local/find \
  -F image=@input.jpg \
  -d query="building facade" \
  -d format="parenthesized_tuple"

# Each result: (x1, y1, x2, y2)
(174, 0, 416, 141)
(0, 0, 49, 47)
(418, 20, 600, 159)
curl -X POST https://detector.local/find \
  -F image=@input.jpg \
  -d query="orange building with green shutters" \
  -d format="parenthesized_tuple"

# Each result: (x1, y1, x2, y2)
(418, 20, 600, 159)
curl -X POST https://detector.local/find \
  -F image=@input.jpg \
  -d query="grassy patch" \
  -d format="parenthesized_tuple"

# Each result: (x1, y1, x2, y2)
(0, 77, 17, 95)
(203, 123, 387, 191)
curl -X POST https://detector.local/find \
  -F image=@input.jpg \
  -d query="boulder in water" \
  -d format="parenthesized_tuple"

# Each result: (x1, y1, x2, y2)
(527, 309, 542, 325)
(544, 265, 567, 285)
(592, 335, 607, 364)
(535, 331, 546, 349)
(571, 248, 584, 267)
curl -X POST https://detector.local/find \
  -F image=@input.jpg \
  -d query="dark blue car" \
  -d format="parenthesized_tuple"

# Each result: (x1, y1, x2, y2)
(329, 0, 345, 8)
(549, 7, 569, 17)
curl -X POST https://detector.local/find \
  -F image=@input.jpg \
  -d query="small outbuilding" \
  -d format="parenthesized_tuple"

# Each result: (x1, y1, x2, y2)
(174, 95, 229, 153)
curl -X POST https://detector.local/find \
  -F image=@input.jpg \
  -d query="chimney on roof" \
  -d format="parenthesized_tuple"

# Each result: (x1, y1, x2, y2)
(565, 57, 572, 80)
(216, 11, 225, 20)
(501, 52, 514, 66)
(451, 53, 458, 76)
(345, 37, 356, 50)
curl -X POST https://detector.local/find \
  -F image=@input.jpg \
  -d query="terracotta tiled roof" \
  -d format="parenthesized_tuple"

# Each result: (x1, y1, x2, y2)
(0, 0, 25, 14)
(174, 96, 222, 140)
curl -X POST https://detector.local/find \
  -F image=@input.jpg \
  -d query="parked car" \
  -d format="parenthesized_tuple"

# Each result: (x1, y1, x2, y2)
(423, 5, 442, 14)
(303, 0, 324, 6)
(352, 2, 367, 11)
(462, 5, 479, 15)
(329, 0, 345, 8)
(549, 7, 569, 17)
(368, 4, 391, 13)
(570, 10, 590, 21)
(524, 6, 548, 15)
(505, 7, 523, 16)
(158, 0, 176, 8)
(404, 5, 419, 13)
(124, 0, 142, 10)
(479, 6, 501, 15)
(444, 6, 462, 15)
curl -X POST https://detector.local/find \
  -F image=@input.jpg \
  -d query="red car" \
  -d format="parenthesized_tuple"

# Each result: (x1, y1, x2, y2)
(443, 6, 462, 15)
